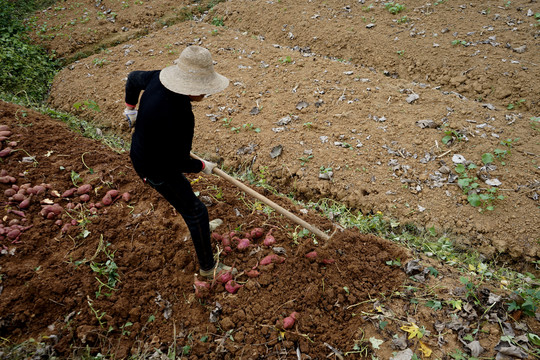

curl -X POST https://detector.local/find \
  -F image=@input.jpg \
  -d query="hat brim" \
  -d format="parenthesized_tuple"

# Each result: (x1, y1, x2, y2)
(159, 65, 229, 95)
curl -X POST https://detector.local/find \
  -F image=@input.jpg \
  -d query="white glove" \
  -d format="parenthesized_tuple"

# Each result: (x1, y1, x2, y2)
(123, 108, 137, 128)
(201, 160, 217, 174)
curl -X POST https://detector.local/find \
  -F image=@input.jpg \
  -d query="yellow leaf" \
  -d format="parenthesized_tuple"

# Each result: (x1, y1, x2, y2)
(468, 264, 476, 271)
(400, 323, 421, 339)
(190, 176, 202, 185)
(376, 305, 383, 313)
(419, 341, 432, 357)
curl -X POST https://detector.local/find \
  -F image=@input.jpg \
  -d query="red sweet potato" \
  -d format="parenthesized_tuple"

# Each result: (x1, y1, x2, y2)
(76, 184, 92, 195)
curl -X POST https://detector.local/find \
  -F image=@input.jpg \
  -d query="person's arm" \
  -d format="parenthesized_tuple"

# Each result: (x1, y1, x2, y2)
(125, 71, 157, 108)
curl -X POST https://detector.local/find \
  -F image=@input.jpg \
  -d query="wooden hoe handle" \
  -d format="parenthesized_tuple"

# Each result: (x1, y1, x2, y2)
(191, 153, 330, 241)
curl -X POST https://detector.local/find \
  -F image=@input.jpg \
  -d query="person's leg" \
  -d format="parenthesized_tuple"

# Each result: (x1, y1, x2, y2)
(144, 173, 215, 272)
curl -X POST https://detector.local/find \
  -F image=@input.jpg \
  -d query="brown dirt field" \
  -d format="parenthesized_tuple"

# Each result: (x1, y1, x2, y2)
(1, 0, 539, 358)
(0, 101, 410, 358)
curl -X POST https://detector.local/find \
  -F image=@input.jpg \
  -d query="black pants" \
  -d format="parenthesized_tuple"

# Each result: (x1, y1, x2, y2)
(134, 168, 215, 271)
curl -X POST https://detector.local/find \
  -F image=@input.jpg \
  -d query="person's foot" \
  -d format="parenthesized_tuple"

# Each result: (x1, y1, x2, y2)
(200, 262, 237, 278)
(209, 218, 223, 232)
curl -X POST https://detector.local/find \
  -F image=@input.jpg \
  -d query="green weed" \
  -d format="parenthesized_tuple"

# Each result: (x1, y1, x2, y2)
(442, 125, 465, 145)
(455, 159, 504, 212)
(385, 2, 405, 14)
(362, 4, 374, 12)
(0, 0, 59, 103)
(90, 241, 120, 298)
(92, 58, 107, 67)
(507, 98, 526, 110)
(278, 55, 293, 63)
(508, 288, 540, 317)
(531, 116, 540, 132)
(299, 155, 313, 166)
(451, 39, 468, 46)
(73, 99, 101, 112)
(211, 16, 224, 26)
(397, 16, 409, 23)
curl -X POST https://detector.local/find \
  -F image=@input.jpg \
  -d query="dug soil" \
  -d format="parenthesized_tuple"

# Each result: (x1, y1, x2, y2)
(1, 0, 539, 358)
(0, 101, 408, 358)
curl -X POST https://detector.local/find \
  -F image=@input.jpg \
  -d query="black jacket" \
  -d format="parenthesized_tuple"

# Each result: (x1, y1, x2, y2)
(125, 70, 203, 176)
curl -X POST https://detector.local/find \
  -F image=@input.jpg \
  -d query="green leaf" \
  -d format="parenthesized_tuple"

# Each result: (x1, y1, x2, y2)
(458, 178, 471, 188)
(467, 193, 481, 207)
(425, 300, 442, 310)
(527, 333, 540, 346)
(200, 335, 209, 342)
(182, 345, 191, 355)
(507, 301, 520, 313)
(463, 334, 474, 342)
(379, 320, 388, 330)
(442, 135, 453, 144)
(427, 266, 439, 277)
(455, 164, 466, 174)
(481, 153, 494, 164)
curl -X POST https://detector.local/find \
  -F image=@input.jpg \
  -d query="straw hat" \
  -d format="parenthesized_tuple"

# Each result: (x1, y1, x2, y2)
(159, 46, 229, 95)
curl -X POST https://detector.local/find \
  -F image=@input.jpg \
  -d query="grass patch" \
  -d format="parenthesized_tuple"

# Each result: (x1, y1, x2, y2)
(0, 0, 60, 103)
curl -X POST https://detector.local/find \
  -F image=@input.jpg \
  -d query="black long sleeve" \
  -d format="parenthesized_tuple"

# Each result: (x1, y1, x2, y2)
(126, 70, 204, 175)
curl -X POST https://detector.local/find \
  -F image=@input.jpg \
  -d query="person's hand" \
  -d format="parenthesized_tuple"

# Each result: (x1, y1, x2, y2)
(201, 160, 217, 174)
(123, 108, 137, 128)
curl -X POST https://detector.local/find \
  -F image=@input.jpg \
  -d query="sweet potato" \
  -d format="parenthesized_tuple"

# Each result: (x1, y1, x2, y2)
(222, 235, 231, 247)
(224, 280, 242, 294)
(0, 130, 12, 137)
(0, 147, 12, 158)
(121, 192, 131, 202)
(12, 193, 25, 202)
(29, 185, 46, 195)
(0, 176, 15, 184)
(211, 232, 223, 242)
(0, 125, 10, 132)
(246, 269, 260, 278)
(216, 271, 233, 284)
(194, 276, 211, 299)
(40, 203, 63, 218)
(76, 184, 92, 195)
(62, 188, 77, 198)
(250, 227, 264, 239)
(106, 189, 119, 198)
(101, 193, 113, 206)
(237, 238, 251, 250)
(79, 194, 90, 202)
(263, 229, 276, 246)
(18, 198, 30, 209)
(6, 228, 21, 240)
(4, 188, 16, 197)
(260, 254, 286, 265)
(61, 223, 71, 233)
(283, 312, 299, 329)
